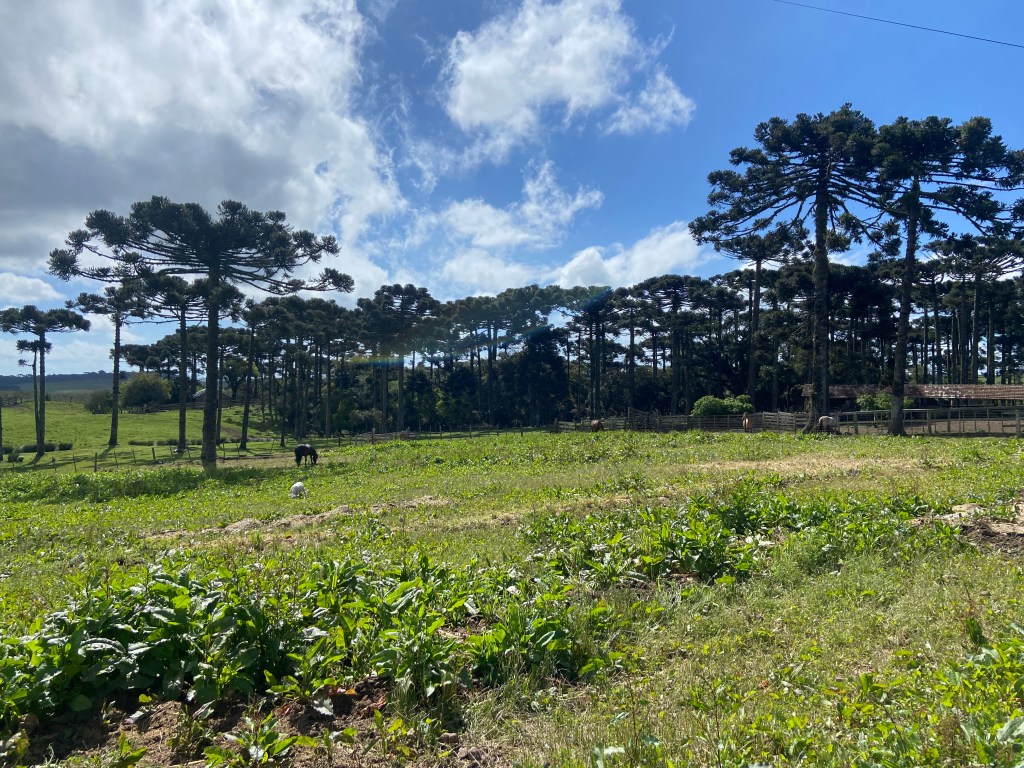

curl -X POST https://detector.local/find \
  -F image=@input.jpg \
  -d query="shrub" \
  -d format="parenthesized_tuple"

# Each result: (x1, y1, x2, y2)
(691, 396, 729, 416)
(16, 442, 57, 453)
(691, 395, 754, 416)
(84, 389, 114, 414)
(855, 394, 914, 411)
(121, 373, 171, 412)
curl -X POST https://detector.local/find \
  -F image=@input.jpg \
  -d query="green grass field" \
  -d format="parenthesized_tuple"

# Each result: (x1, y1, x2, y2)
(0, 400, 290, 472)
(0, 430, 1022, 767)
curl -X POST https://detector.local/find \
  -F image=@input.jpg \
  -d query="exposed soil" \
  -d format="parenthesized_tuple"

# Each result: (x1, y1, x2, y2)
(144, 496, 454, 544)
(22, 675, 508, 768)
(914, 501, 1024, 556)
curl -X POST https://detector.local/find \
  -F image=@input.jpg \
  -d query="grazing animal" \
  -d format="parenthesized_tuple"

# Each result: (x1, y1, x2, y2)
(816, 415, 837, 434)
(742, 413, 753, 433)
(591, 419, 604, 432)
(290, 481, 306, 498)
(294, 443, 318, 466)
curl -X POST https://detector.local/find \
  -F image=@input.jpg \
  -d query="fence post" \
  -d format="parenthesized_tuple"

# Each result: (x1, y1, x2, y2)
(152, 447, 157, 463)
(72, 455, 78, 472)
(1017, 408, 1021, 438)
(131, 450, 136, 465)
(926, 410, 932, 435)
(94, 453, 98, 472)
(853, 411, 859, 435)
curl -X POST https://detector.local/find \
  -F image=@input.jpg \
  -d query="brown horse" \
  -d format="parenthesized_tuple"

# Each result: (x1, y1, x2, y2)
(590, 419, 604, 432)
(742, 413, 753, 433)
(294, 444, 318, 466)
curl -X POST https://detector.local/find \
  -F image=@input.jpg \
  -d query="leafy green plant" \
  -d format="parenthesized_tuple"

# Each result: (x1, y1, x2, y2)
(168, 704, 213, 760)
(265, 633, 344, 716)
(103, 734, 148, 768)
(204, 712, 314, 768)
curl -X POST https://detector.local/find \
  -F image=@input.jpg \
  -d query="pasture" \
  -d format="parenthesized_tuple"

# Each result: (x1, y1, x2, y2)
(0, 400, 284, 472)
(0, 430, 1023, 767)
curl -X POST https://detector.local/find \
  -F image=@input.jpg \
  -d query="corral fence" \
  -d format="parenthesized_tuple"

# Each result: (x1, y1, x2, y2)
(556, 407, 1024, 437)
(832, 407, 1024, 437)
(556, 410, 810, 433)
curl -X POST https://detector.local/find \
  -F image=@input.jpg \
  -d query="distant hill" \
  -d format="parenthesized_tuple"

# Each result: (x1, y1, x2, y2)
(0, 371, 126, 393)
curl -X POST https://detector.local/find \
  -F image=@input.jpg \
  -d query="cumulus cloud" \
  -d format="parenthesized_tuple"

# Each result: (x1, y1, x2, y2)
(0, 274, 63, 307)
(607, 68, 696, 135)
(440, 162, 602, 252)
(442, 0, 692, 161)
(440, 250, 535, 296)
(428, 221, 722, 299)
(0, 0, 402, 266)
(548, 221, 722, 288)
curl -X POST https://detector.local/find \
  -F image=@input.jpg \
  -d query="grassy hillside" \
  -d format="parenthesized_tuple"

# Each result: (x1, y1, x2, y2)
(0, 371, 120, 395)
(0, 400, 285, 470)
(0, 432, 1022, 766)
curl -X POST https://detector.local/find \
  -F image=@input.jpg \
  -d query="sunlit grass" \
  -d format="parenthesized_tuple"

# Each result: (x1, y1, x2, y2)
(3, 430, 1024, 766)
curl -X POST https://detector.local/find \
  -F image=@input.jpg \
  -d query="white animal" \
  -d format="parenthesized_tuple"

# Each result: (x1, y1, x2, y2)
(290, 481, 307, 498)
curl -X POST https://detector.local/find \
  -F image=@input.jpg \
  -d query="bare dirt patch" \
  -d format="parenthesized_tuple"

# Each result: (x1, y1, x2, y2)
(914, 501, 1024, 556)
(25, 679, 509, 768)
(145, 496, 454, 544)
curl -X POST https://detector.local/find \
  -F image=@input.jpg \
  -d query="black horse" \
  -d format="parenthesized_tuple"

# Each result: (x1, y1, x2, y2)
(294, 444, 318, 466)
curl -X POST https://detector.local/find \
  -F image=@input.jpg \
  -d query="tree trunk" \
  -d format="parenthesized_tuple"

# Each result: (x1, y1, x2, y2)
(808, 172, 831, 427)
(108, 318, 122, 446)
(216, 347, 224, 446)
(240, 326, 255, 449)
(201, 297, 221, 467)
(986, 299, 995, 385)
(970, 274, 981, 384)
(175, 317, 188, 452)
(397, 356, 405, 431)
(324, 339, 331, 438)
(932, 287, 942, 384)
(889, 192, 919, 436)
(746, 258, 762, 402)
(36, 340, 46, 455)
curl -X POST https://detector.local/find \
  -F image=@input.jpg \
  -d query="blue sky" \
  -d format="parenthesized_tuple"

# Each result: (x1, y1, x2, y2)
(1, 0, 1022, 374)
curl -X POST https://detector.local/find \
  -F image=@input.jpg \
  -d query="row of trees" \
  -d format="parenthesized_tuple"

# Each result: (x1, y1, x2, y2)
(88, 252, 1024, 440)
(3, 106, 1023, 462)
(690, 106, 1024, 433)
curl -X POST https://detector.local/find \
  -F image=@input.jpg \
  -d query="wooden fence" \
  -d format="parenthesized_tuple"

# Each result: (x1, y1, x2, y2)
(556, 407, 1024, 437)
(557, 410, 809, 434)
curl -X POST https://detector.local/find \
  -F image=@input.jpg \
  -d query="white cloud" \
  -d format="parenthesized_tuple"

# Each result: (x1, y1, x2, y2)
(430, 221, 722, 299)
(441, 250, 535, 296)
(548, 221, 720, 288)
(444, 200, 532, 250)
(39, 336, 118, 374)
(442, 0, 692, 162)
(0, 0, 402, 251)
(440, 162, 602, 251)
(607, 68, 696, 135)
(0, 273, 62, 306)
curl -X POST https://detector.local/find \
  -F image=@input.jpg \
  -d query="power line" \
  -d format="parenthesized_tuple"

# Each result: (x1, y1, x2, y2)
(770, 0, 1024, 50)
